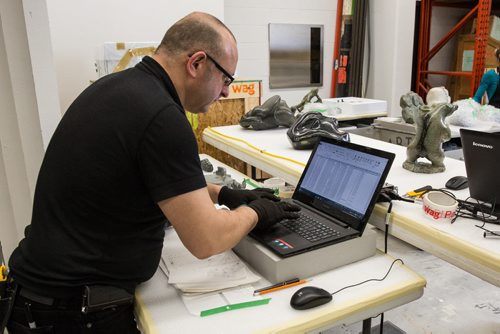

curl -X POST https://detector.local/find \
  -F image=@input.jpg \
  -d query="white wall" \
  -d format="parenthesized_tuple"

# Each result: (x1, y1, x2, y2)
(23, 0, 62, 149)
(0, 0, 49, 259)
(367, 0, 416, 116)
(225, 0, 336, 108)
(46, 0, 224, 112)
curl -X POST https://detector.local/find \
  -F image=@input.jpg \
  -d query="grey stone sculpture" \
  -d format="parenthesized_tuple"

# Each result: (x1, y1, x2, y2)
(291, 88, 323, 113)
(287, 111, 350, 150)
(240, 95, 296, 130)
(200, 158, 214, 172)
(403, 103, 457, 173)
(400, 91, 424, 124)
(204, 166, 246, 189)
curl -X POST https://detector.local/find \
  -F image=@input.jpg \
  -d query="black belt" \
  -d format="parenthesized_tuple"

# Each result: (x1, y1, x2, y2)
(18, 286, 82, 308)
(19, 287, 57, 306)
(17, 285, 134, 313)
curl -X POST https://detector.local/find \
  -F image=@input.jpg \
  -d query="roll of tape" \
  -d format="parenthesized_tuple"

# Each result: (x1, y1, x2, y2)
(422, 191, 458, 221)
(263, 177, 286, 189)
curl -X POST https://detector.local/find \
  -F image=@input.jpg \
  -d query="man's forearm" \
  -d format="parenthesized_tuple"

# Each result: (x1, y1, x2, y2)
(207, 183, 223, 203)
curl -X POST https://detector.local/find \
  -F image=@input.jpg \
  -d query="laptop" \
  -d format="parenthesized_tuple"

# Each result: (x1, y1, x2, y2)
(250, 136, 395, 257)
(460, 128, 500, 213)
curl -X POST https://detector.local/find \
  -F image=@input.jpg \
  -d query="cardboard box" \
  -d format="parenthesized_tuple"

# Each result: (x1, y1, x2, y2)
(471, 15, 500, 42)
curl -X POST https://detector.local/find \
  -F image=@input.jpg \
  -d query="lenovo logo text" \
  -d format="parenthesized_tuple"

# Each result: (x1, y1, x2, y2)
(472, 141, 493, 149)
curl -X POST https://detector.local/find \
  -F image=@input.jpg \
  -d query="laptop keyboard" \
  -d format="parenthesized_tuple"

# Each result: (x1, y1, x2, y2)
(281, 211, 341, 242)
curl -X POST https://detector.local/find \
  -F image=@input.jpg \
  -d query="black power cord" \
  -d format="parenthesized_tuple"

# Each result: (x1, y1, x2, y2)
(376, 187, 413, 333)
(378, 192, 393, 254)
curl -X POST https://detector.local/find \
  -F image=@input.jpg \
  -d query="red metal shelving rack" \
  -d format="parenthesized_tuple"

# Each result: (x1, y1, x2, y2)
(416, 0, 492, 99)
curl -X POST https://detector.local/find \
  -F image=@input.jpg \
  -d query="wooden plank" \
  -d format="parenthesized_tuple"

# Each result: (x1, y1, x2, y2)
(186, 79, 265, 178)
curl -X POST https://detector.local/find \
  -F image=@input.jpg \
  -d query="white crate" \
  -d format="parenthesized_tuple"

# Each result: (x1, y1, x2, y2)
(322, 97, 387, 115)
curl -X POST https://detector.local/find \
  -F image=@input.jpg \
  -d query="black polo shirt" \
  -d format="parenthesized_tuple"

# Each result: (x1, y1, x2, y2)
(9, 56, 207, 297)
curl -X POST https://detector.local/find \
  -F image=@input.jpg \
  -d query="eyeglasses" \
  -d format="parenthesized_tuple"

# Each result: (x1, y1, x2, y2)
(189, 52, 234, 86)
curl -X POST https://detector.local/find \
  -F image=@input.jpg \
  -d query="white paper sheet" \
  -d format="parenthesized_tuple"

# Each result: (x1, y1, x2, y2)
(161, 228, 260, 293)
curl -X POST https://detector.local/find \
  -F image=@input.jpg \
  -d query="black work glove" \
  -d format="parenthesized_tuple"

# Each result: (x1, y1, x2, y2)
(248, 199, 301, 232)
(218, 186, 279, 209)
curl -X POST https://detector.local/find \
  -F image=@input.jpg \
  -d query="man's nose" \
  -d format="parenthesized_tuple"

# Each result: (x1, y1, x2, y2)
(220, 85, 229, 98)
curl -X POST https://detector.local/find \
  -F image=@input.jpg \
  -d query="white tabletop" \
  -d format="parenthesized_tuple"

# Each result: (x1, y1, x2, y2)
(202, 125, 500, 287)
(135, 154, 425, 334)
(135, 253, 425, 334)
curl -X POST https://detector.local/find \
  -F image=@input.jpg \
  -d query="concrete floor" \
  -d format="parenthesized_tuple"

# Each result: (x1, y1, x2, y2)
(322, 230, 500, 334)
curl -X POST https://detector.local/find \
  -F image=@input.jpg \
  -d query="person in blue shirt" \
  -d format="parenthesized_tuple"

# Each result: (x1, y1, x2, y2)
(472, 48, 500, 108)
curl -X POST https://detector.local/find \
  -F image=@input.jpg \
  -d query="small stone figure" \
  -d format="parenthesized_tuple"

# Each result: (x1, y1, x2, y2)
(240, 95, 295, 130)
(204, 166, 246, 189)
(403, 103, 457, 173)
(200, 158, 213, 172)
(400, 91, 424, 124)
(287, 111, 350, 150)
(291, 88, 323, 113)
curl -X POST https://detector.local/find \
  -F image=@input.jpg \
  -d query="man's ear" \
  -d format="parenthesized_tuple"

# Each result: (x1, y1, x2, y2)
(186, 52, 206, 78)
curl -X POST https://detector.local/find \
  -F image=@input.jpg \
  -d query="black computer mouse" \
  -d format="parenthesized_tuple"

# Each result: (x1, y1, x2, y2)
(445, 176, 468, 190)
(290, 286, 333, 310)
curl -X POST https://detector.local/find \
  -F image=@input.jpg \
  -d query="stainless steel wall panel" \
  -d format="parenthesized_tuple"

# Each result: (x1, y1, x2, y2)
(269, 23, 323, 89)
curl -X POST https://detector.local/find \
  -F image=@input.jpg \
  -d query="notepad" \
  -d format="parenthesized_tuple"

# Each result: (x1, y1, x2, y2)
(160, 228, 261, 294)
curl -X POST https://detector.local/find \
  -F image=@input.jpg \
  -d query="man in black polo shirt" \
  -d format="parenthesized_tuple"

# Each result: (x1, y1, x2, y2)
(6, 12, 299, 333)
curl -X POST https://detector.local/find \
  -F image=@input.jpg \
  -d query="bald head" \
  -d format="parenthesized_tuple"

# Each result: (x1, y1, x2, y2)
(156, 12, 236, 59)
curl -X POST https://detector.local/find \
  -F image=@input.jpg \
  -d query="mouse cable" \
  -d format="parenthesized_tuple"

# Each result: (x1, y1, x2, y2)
(328, 258, 404, 297)
(327, 258, 404, 334)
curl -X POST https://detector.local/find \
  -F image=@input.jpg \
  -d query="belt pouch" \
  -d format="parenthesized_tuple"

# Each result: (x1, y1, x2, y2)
(0, 281, 17, 333)
(82, 285, 134, 314)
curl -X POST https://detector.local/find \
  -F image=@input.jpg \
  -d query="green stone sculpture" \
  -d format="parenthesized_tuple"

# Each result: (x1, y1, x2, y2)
(400, 91, 424, 124)
(402, 102, 457, 173)
(291, 88, 322, 113)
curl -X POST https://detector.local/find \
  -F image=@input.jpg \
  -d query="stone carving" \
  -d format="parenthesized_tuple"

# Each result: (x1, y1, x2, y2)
(204, 166, 246, 189)
(403, 103, 457, 173)
(400, 91, 424, 124)
(200, 158, 214, 172)
(401, 87, 451, 125)
(287, 111, 350, 150)
(240, 95, 295, 130)
(291, 88, 323, 113)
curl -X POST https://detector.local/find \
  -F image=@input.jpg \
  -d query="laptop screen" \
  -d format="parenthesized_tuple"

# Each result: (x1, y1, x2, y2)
(460, 129, 500, 211)
(293, 137, 394, 231)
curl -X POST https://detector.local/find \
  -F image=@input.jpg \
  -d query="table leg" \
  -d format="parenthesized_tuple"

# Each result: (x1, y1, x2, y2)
(362, 318, 372, 334)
